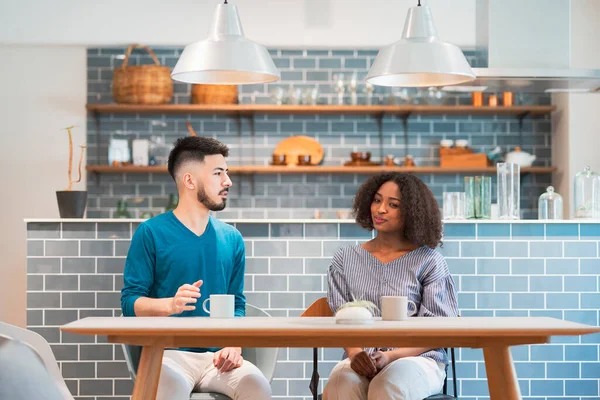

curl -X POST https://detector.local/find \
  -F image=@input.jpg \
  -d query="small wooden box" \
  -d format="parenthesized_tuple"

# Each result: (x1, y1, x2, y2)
(440, 147, 489, 168)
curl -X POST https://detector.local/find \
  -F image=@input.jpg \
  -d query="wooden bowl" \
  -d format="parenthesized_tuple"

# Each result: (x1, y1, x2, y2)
(273, 136, 324, 166)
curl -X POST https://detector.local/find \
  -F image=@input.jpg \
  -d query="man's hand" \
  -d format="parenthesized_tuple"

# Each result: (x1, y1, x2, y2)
(170, 280, 202, 315)
(349, 350, 377, 378)
(213, 347, 243, 373)
(371, 351, 390, 372)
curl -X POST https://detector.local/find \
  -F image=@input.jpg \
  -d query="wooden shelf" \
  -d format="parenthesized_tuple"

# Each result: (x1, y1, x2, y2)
(86, 104, 556, 118)
(86, 165, 556, 175)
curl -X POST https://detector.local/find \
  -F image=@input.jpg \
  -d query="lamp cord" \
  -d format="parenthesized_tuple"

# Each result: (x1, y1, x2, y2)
(417, 0, 421, 5)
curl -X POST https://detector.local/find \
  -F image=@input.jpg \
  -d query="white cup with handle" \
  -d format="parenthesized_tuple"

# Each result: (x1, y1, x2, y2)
(202, 294, 234, 318)
(381, 296, 417, 321)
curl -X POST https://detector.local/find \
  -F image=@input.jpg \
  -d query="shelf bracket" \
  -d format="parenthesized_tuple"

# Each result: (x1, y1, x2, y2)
(376, 114, 384, 165)
(233, 115, 243, 199)
(402, 116, 409, 161)
(517, 111, 530, 149)
(93, 110, 101, 186)
(246, 114, 256, 197)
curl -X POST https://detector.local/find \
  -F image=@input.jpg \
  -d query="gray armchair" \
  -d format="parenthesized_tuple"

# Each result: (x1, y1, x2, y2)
(0, 322, 74, 400)
(121, 304, 278, 400)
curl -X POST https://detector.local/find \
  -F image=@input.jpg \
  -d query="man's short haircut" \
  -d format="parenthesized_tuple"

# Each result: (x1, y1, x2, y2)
(167, 136, 229, 180)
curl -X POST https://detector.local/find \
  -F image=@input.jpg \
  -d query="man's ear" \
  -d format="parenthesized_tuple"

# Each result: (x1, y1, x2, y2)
(181, 172, 196, 190)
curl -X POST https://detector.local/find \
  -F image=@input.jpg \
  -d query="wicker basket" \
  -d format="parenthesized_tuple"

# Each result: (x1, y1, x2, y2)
(112, 44, 173, 104)
(192, 84, 238, 104)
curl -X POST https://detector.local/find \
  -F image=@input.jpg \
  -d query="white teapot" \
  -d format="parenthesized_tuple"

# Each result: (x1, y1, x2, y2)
(505, 147, 536, 167)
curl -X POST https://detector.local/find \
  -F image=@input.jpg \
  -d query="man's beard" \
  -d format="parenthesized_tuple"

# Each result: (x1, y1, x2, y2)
(197, 186, 227, 211)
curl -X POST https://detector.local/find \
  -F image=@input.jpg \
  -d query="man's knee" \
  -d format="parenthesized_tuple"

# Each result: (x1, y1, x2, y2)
(236, 371, 271, 400)
(156, 362, 193, 400)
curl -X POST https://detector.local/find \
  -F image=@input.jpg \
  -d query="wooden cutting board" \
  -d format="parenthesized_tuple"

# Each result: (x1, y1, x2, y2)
(273, 135, 324, 166)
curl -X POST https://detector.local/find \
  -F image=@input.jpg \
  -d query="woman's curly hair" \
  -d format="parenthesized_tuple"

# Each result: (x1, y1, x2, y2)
(352, 172, 442, 249)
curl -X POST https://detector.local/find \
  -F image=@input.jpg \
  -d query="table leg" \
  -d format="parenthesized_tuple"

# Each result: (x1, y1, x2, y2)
(131, 345, 164, 400)
(309, 347, 319, 400)
(483, 346, 521, 400)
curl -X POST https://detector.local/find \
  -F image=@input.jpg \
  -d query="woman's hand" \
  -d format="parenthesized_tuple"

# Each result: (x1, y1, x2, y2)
(349, 350, 378, 378)
(371, 351, 390, 372)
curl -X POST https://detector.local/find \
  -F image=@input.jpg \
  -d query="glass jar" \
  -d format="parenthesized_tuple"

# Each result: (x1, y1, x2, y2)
(148, 136, 171, 166)
(115, 200, 132, 218)
(464, 176, 492, 219)
(497, 163, 520, 220)
(538, 186, 563, 220)
(573, 166, 600, 219)
(443, 192, 466, 220)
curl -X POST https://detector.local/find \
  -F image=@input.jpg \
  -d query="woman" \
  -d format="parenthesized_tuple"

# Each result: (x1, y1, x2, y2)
(323, 172, 458, 400)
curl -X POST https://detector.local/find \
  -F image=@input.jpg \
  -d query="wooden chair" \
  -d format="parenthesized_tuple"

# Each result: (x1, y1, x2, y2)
(301, 297, 457, 400)
(301, 298, 332, 400)
(302, 297, 333, 318)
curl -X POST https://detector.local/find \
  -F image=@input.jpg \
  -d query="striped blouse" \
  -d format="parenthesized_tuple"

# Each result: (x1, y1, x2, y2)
(327, 244, 459, 365)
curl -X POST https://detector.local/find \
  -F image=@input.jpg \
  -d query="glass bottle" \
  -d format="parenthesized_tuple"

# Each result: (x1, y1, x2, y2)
(165, 193, 179, 212)
(115, 200, 132, 218)
(497, 163, 520, 220)
(538, 186, 563, 220)
(573, 166, 600, 219)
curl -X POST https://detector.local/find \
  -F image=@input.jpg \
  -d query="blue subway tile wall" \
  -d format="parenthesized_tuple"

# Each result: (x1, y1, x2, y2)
(86, 47, 552, 219)
(26, 221, 600, 400)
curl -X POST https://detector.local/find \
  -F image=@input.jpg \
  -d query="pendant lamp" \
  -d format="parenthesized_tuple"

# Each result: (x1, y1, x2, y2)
(171, 1, 280, 85)
(366, 1, 475, 87)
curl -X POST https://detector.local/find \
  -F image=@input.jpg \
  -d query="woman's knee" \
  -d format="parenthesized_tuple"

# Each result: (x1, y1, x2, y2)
(368, 374, 409, 400)
(368, 357, 444, 400)
(323, 362, 368, 400)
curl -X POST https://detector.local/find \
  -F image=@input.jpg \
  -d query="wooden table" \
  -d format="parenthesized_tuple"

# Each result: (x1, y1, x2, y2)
(61, 316, 600, 400)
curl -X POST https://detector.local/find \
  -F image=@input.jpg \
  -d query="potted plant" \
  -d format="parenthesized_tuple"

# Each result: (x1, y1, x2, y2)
(56, 126, 87, 218)
(334, 298, 378, 325)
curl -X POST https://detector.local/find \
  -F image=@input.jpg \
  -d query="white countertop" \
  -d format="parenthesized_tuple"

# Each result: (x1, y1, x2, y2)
(24, 218, 600, 224)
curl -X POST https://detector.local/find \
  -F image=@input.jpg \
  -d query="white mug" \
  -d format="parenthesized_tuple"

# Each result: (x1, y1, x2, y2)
(381, 296, 417, 321)
(202, 294, 234, 318)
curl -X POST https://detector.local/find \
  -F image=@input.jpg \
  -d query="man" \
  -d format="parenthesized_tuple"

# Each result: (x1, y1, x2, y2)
(121, 136, 271, 400)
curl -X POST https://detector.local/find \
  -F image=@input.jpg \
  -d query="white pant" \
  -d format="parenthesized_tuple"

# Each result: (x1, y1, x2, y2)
(156, 350, 271, 400)
(323, 356, 445, 400)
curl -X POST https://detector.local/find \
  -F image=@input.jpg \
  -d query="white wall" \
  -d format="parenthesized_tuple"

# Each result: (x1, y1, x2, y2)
(0, 46, 86, 326)
(552, 0, 600, 217)
(0, 0, 476, 48)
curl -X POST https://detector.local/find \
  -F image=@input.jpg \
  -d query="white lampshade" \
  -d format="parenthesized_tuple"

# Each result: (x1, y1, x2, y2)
(171, 2, 280, 85)
(366, 5, 475, 87)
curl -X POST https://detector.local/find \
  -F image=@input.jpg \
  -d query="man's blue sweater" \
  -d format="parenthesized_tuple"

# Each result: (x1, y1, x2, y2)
(121, 211, 246, 353)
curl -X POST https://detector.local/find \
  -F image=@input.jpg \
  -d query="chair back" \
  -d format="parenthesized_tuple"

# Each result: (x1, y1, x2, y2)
(301, 297, 332, 317)
(122, 304, 279, 384)
(240, 304, 278, 383)
(121, 335, 142, 381)
(0, 322, 74, 400)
